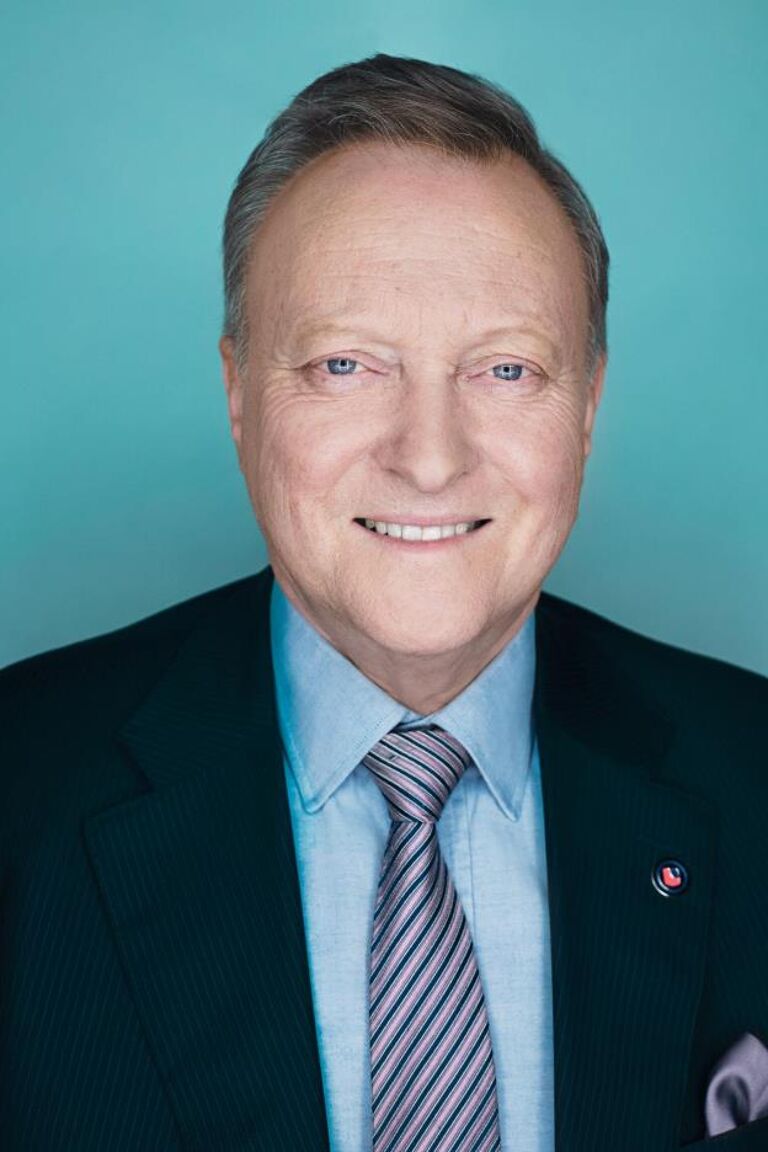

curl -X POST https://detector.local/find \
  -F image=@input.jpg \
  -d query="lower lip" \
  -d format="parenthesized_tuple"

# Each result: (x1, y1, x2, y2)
(354, 520, 491, 551)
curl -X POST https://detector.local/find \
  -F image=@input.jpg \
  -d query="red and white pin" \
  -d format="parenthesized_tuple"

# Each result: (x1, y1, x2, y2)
(652, 858, 689, 897)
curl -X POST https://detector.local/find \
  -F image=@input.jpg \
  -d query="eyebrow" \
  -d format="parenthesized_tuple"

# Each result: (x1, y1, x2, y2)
(287, 315, 561, 353)
(289, 318, 392, 345)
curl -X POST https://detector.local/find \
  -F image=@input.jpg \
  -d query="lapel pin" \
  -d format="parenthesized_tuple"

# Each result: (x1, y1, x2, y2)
(652, 858, 689, 897)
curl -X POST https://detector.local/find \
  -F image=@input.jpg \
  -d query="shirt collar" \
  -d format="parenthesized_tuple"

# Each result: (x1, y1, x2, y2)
(270, 577, 536, 822)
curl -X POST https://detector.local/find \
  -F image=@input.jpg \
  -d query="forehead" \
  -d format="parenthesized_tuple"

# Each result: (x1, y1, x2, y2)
(245, 140, 589, 352)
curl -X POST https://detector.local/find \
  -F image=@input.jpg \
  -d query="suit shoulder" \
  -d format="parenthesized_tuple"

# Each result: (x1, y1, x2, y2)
(0, 569, 272, 854)
(537, 589, 768, 719)
(0, 569, 269, 742)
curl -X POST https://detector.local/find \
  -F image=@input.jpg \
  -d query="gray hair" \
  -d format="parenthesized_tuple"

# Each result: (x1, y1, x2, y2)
(221, 53, 609, 374)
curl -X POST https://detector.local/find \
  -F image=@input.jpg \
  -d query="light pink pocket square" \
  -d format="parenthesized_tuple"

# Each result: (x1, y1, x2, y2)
(705, 1031, 768, 1138)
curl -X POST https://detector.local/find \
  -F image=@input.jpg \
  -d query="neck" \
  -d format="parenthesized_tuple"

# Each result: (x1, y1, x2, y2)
(277, 575, 537, 714)
(348, 616, 534, 713)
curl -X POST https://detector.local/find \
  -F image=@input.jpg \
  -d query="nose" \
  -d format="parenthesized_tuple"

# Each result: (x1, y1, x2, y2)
(376, 372, 478, 493)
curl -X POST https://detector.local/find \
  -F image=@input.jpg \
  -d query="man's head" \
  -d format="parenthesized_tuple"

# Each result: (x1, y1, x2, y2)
(219, 54, 609, 708)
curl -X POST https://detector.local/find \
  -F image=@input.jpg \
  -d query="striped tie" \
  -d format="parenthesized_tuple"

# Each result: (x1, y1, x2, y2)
(363, 724, 501, 1151)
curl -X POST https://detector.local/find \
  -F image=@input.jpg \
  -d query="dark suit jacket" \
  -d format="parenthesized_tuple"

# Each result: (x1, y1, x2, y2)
(1, 565, 767, 1151)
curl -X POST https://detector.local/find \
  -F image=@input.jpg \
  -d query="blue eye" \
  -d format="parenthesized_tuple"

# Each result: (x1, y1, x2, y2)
(319, 357, 530, 383)
(325, 357, 358, 375)
(492, 363, 524, 381)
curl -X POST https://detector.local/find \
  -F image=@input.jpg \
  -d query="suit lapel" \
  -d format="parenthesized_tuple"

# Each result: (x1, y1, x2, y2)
(84, 569, 718, 1152)
(83, 568, 330, 1152)
(534, 594, 717, 1151)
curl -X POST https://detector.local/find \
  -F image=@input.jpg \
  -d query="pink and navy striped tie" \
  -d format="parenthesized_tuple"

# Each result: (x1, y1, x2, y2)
(363, 723, 501, 1151)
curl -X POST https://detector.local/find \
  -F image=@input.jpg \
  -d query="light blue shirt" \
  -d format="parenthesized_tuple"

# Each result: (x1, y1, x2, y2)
(270, 577, 555, 1152)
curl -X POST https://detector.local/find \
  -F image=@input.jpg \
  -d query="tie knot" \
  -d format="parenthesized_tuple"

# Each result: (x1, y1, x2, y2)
(362, 724, 472, 823)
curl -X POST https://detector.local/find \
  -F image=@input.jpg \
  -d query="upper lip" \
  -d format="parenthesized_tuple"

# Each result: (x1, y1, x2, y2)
(356, 515, 491, 526)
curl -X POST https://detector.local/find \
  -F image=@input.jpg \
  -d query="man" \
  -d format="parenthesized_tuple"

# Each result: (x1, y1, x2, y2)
(1, 53, 766, 1152)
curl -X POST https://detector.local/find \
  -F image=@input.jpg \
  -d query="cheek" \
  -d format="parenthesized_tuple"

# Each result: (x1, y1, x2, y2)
(245, 391, 366, 521)
(492, 404, 585, 506)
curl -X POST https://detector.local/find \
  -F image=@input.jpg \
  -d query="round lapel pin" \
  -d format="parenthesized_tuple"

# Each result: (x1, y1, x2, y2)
(652, 858, 689, 896)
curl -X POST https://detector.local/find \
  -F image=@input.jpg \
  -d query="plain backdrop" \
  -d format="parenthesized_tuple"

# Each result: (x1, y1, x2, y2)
(2, 0, 766, 674)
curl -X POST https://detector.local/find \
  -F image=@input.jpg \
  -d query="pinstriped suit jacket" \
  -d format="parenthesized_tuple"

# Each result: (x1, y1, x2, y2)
(1, 564, 767, 1151)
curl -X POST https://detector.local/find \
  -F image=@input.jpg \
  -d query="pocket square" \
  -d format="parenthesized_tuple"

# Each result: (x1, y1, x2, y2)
(705, 1031, 768, 1138)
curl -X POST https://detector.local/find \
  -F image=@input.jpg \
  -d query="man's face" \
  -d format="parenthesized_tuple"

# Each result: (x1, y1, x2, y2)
(220, 141, 605, 667)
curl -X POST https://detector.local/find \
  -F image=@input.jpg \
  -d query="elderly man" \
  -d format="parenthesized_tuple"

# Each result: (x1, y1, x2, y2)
(2, 53, 767, 1152)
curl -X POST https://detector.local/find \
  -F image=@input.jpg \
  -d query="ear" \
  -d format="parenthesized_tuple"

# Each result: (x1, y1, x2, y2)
(583, 352, 607, 460)
(219, 336, 245, 466)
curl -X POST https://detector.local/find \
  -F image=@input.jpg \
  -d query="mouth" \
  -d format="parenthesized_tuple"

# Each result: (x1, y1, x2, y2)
(353, 517, 492, 542)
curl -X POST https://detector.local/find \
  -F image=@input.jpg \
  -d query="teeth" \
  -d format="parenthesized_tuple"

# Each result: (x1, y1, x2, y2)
(362, 519, 480, 540)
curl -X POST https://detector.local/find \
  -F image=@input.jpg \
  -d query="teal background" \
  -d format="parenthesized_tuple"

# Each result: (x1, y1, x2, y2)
(2, 1, 766, 674)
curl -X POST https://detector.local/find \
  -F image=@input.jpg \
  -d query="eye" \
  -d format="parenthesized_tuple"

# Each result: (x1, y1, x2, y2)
(489, 362, 530, 382)
(324, 356, 360, 376)
(308, 355, 382, 391)
(314, 356, 537, 385)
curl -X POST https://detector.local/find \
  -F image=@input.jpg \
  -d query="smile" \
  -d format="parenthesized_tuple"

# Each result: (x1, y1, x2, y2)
(354, 518, 491, 541)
